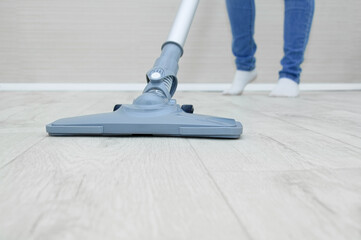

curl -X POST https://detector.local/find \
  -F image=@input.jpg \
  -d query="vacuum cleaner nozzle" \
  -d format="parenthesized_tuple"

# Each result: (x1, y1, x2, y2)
(46, 1, 243, 139)
(46, 92, 243, 138)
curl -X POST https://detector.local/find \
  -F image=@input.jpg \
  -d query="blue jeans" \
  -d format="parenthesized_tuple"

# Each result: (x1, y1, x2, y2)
(226, 0, 315, 84)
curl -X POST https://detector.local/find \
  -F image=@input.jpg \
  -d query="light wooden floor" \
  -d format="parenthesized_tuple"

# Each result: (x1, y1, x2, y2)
(0, 91, 360, 240)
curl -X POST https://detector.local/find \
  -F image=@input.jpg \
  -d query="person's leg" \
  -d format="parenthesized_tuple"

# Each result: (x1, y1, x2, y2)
(270, 0, 315, 97)
(223, 0, 257, 95)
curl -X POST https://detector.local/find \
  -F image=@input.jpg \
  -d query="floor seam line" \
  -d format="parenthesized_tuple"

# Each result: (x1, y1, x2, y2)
(233, 102, 361, 153)
(187, 139, 254, 240)
(269, 114, 361, 152)
(0, 136, 46, 170)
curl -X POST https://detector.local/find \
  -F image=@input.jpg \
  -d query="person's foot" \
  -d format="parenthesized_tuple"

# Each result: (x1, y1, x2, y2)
(223, 69, 257, 95)
(269, 78, 299, 97)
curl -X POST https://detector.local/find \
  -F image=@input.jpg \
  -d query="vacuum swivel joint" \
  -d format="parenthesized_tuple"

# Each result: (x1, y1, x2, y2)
(143, 42, 183, 99)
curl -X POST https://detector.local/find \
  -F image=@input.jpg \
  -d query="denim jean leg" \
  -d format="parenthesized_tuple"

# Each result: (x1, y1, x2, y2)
(226, 0, 257, 71)
(280, 0, 315, 84)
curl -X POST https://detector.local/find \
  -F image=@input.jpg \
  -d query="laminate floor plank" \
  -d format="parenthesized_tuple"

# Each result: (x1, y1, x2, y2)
(0, 92, 115, 167)
(0, 92, 114, 129)
(208, 169, 361, 240)
(299, 92, 361, 114)
(189, 92, 361, 171)
(186, 91, 361, 240)
(0, 132, 45, 169)
(233, 92, 361, 149)
(0, 91, 360, 240)
(0, 134, 248, 240)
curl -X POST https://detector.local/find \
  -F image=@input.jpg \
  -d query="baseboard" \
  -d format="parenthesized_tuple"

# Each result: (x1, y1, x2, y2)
(0, 83, 360, 91)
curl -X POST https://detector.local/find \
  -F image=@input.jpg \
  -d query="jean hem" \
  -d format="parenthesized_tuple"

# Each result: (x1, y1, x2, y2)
(236, 66, 256, 71)
(279, 73, 300, 84)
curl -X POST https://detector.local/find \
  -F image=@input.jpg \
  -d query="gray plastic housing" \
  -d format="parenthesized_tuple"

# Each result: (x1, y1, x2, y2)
(46, 96, 243, 139)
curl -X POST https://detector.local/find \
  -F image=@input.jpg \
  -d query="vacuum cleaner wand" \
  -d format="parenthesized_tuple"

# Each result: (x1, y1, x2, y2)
(46, 0, 243, 138)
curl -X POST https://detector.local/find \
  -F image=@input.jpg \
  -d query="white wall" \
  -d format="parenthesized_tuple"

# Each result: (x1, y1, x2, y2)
(0, 0, 360, 84)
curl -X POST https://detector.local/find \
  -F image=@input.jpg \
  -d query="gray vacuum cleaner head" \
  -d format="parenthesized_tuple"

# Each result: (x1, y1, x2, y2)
(46, 4, 244, 139)
(46, 92, 242, 139)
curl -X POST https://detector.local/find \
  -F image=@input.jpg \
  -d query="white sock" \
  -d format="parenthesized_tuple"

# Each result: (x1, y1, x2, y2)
(269, 78, 300, 97)
(223, 69, 257, 95)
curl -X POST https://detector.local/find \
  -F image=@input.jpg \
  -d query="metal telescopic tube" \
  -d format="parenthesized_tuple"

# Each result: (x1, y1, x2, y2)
(166, 0, 200, 48)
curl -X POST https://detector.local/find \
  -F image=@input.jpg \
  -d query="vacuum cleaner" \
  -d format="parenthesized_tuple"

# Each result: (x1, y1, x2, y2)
(46, 0, 243, 138)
